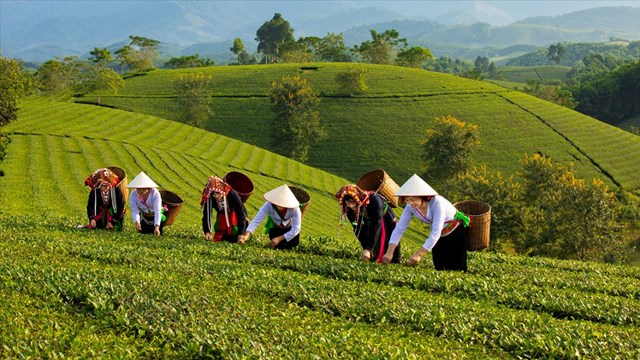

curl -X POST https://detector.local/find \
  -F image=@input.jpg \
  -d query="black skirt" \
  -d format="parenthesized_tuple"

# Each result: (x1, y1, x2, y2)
(431, 225, 469, 271)
(269, 226, 300, 250)
(139, 215, 165, 235)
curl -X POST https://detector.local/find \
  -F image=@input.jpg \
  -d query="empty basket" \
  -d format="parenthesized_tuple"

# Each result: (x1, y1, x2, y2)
(356, 169, 400, 208)
(160, 190, 183, 226)
(454, 200, 491, 251)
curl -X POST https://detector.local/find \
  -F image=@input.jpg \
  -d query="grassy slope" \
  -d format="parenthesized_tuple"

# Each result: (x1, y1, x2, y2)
(78, 63, 640, 192)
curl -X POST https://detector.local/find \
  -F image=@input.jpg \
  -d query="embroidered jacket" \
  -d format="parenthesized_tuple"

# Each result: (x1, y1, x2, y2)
(202, 189, 248, 235)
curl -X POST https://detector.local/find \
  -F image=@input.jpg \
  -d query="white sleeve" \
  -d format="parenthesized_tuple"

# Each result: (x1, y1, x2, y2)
(284, 207, 302, 241)
(153, 190, 163, 226)
(129, 191, 140, 223)
(389, 206, 413, 246)
(246, 202, 270, 234)
(422, 201, 447, 251)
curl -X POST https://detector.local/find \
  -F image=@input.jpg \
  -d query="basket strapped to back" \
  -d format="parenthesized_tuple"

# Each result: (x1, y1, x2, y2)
(159, 190, 183, 226)
(453, 200, 491, 251)
(356, 169, 399, 208)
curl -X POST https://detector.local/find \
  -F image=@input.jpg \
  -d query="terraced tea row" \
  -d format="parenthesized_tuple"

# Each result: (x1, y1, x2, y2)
(1, 221, 637, 358)
(501, 91, 640, 189)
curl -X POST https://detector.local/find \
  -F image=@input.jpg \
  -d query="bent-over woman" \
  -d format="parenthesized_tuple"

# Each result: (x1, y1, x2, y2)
(128, 171, 166, 236)
(336, 184, 401, 263)
(238, 184, 301, 249)
(382, 174, 470, 271)
(201, 175, 248, 243)
(85, 168, 124, 231)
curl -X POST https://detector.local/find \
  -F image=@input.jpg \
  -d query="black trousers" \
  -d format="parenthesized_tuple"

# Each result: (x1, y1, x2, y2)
(140, 218, 165, 235)
(221, 234, 240, 243)
(431, 225, 468, 271)
(269, 226, 300, 250)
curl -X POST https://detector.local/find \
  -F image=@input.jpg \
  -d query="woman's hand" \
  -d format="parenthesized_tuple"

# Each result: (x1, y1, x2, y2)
(269, 236, 284, 247)
(135, 222, 142, 231)
(204, 232, 212, 241)
(381, 251, 394, 264)
(407, 253, 422, 267)
(238, 232, 250, 244)
(361, 249, 372, 261)
(381, 243, 398, 264)
(89, 219, 96, 228)
(154, 225, 161, 236)
(105, 222, 114, 230)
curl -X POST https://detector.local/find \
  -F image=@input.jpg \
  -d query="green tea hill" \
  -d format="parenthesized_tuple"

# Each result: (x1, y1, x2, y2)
(0, 97, 639, 358)
(78, 63, 640, 193)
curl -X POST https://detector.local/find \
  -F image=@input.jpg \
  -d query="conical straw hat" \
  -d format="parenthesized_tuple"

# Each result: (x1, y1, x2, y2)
(395, 174, 438, 197)
(264, 184, 300, 208)
(127, 171, 158, 188)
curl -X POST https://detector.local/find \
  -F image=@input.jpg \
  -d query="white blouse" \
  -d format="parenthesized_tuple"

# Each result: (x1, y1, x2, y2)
(389, 195, 457, 251)
(129, 188, 163, 226)
(246, 201, 302, 241)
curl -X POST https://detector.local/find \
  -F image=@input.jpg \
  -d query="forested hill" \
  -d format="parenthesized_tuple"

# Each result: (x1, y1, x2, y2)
(77, 63, 640, 192)
(506, 41, 640, 67)
(517, 6, 640, 34)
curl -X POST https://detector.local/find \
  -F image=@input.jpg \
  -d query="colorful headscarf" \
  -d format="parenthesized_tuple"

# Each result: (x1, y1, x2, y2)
(84, 168, 119, 189)
(200, 176, 232, 205)
(335, 184, 372, 225)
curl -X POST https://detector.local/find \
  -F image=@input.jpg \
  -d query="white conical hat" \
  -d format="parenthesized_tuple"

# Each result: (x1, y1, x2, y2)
(264, 184, 300, 208)
(127, 171, 158, 188)
(395, 174, 438, 197)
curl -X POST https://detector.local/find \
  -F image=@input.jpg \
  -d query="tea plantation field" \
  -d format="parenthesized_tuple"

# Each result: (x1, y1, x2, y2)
(1, 98, 639, 358)
(491, 66, 572, 83)
(77, 63, 640, 192)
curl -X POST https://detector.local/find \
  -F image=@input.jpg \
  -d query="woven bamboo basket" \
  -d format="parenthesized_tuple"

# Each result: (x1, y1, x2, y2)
(454, 200, 491, 251)
(356, 169, 400, 208)
(289, 186, 310, 219)
(107, 166, 129, 203)
(159, 190, 183, 226)
(223, 171, 254, 204)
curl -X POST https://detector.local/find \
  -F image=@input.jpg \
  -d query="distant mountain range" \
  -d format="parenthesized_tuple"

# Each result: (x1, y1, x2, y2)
(1, 0, 640, 62)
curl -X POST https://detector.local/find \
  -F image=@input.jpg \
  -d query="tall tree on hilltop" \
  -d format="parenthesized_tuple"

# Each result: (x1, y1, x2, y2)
(230, 38, 252, 65)
(353, 29, 407, 65)
(474, 56, 490, 72)
(87, 47, 124, 102)
(255, 13, 295, 64)
(279, 36, 319, 63)
(115, 35, 160, 72)
(396, 46, 433, 68)
(89, 47, 112, 66)
(547, 43, 566, 65)
(268, 75, 327, 162)
(316, 33, 352, 62)
(34, 56, 84, 97)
